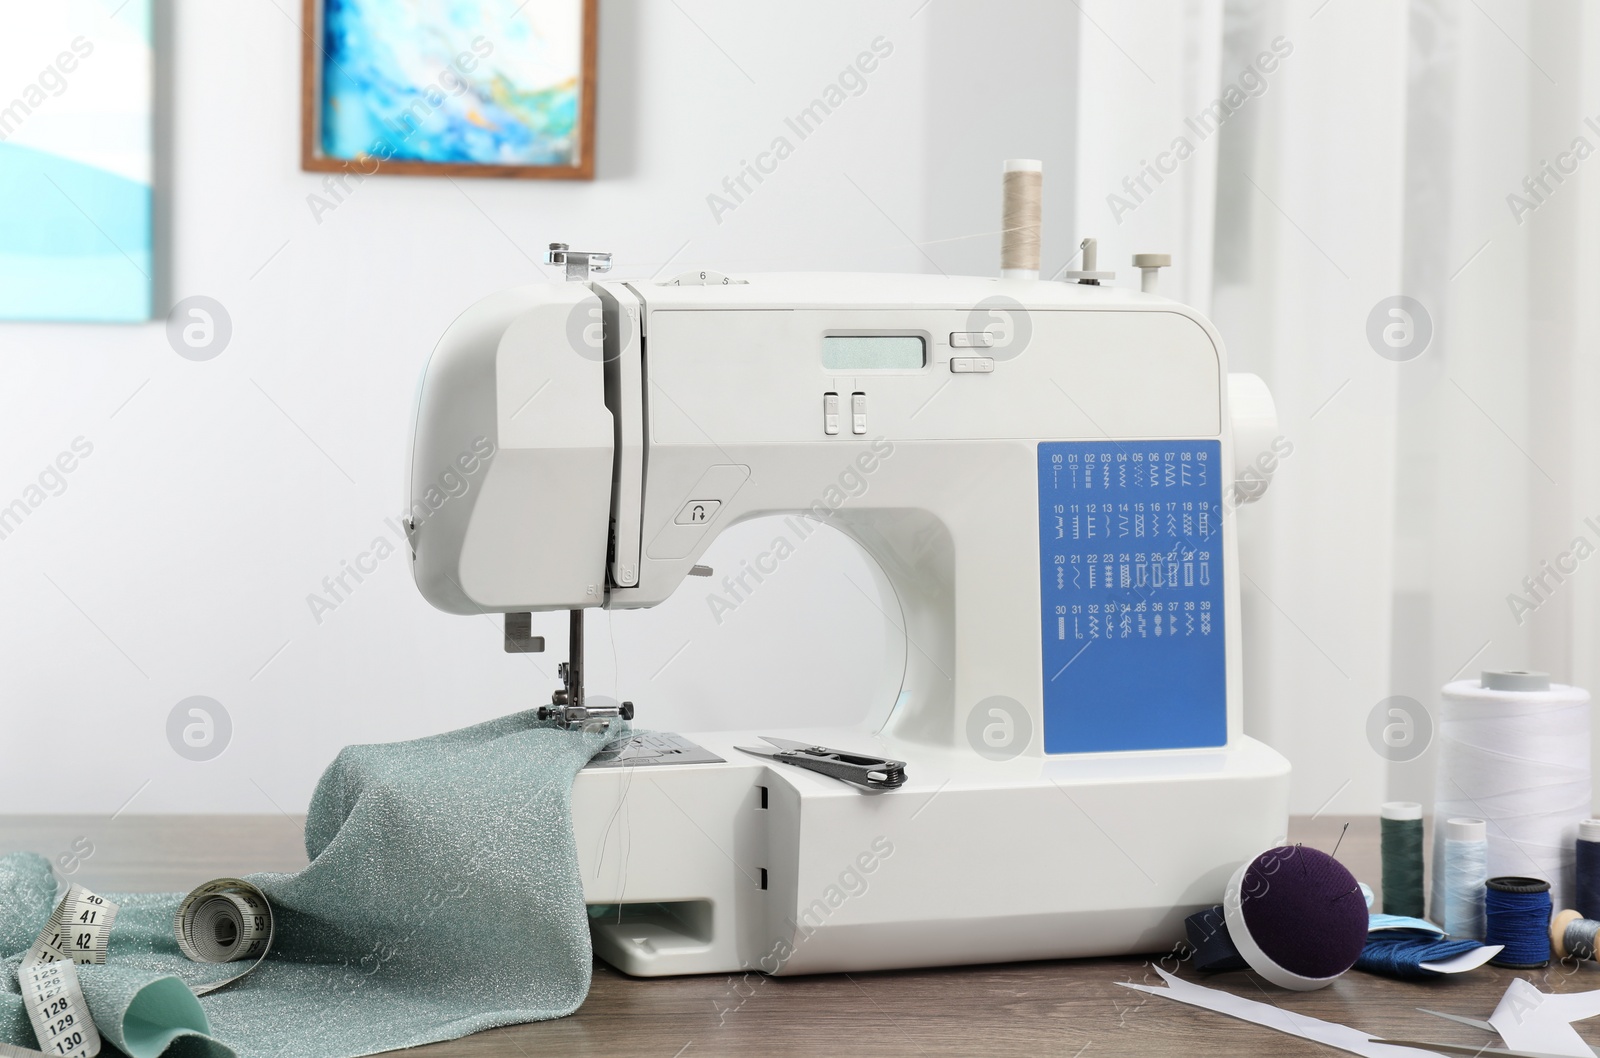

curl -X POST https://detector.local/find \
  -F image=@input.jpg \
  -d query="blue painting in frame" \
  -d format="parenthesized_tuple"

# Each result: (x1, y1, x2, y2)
(304, 0, 595, 179)
(0, 0, 153, 323)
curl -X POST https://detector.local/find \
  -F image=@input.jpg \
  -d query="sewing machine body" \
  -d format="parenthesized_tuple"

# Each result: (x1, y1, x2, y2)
(409, 270, 1291, 976)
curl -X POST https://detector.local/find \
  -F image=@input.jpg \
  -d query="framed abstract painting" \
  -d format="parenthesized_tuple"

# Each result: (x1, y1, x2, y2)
(0, 0, 152, 322)
(301, 0, 597, 180)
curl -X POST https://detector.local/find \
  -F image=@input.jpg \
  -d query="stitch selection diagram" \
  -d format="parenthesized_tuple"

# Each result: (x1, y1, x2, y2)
(1037, 441, 1227, 753)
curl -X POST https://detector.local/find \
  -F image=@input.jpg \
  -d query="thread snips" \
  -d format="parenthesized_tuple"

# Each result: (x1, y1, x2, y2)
(734, 737, 907, 791)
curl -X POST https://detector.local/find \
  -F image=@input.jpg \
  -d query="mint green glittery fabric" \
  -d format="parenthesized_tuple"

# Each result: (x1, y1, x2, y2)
(1, 710, 621, 1057)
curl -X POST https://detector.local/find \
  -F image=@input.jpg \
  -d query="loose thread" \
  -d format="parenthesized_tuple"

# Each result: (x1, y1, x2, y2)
(1357, 930, 1484, 980)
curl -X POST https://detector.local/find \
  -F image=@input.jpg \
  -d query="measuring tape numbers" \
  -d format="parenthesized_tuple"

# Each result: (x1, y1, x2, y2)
(173, 879, 275, 996)
(15, 883, 117, 1058)
(8, 878, 274, 1057)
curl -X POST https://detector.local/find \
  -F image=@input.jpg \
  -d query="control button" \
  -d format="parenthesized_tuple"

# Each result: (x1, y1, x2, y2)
(674, 499, 722, 525)
(823, 392, 840, 435)
(647, 464, 750, 561)
(950, 331, 995, 349)
(950, 357, 996, 374)
(851, 392, 867, 435)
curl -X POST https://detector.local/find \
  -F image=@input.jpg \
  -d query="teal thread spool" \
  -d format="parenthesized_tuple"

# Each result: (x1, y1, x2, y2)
(1381, 801, 1426, 918)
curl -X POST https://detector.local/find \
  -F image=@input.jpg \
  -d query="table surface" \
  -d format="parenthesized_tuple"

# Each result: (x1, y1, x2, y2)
(2, 813, 1593, 1057)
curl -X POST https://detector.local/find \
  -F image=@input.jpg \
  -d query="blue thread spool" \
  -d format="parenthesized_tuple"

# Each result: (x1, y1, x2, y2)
(1485, 876, 1552, 968)
(1577, 820, 1600, 921)
(1439, 817, 1488, 940)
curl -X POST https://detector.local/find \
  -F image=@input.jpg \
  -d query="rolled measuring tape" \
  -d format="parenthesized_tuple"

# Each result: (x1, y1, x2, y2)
(173, 878, 275, 996)
(9, 878, 274, 1057)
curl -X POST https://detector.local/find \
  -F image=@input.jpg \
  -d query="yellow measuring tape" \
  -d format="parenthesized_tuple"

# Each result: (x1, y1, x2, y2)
(7, 879, 274, 1057)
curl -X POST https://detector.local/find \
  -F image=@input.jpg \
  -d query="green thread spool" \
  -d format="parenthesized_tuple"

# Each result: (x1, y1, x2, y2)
(1381, 801, 1426, 918)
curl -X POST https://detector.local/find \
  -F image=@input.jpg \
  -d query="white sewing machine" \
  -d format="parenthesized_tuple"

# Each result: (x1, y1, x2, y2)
(406, 166, 1290, 977)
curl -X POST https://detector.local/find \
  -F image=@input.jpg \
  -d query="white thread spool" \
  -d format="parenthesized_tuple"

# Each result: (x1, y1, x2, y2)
(1431, 671, 1591, 913)
(1000, 159, 1042, 279)
(1435, 817, 1488, 939)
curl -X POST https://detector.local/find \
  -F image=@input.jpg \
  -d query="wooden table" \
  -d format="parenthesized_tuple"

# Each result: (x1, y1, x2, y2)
(2, 814, 1591, 1057)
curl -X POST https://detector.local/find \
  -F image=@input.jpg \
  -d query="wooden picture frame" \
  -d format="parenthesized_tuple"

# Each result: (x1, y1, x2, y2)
(1, 2, 153, 321)
(300, 0, 596, 180)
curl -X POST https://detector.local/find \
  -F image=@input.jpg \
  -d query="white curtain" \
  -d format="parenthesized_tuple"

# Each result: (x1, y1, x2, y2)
(1076, 0, 1600, 814)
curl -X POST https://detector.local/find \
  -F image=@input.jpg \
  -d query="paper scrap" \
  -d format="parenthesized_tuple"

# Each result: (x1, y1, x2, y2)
(1119, 967, 1447, 1058)
(1488, 978, 1600, 1058)
(1419, 945, 1502, 974)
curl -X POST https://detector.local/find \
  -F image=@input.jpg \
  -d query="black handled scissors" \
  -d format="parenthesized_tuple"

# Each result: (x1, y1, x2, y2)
(734, 737, 907, 791)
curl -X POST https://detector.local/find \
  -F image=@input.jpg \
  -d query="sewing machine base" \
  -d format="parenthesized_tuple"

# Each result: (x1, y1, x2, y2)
(574, 729, 1290, 976)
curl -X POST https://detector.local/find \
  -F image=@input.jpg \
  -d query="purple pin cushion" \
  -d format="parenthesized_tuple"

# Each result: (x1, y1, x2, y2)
(1221, 844, 1369, 990)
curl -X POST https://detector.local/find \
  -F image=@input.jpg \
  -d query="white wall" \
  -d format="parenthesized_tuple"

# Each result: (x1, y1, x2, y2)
(1208, 0, 1408, 817)
(0, 0, 1078, 813)
(1384, 0, 1600, 808)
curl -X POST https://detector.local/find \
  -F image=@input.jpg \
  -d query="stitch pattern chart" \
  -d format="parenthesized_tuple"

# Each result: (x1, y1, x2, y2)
(1038, 440, 1227, 752)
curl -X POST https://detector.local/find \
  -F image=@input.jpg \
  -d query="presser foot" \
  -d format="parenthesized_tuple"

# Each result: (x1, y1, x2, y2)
(535, 607, 635, 731)
(538, 697, 634, 732)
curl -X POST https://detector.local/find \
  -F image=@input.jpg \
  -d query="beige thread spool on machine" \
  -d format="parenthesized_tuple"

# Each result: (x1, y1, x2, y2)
(1000, 159, 1043, 279)
(999, 157, 1171, 293)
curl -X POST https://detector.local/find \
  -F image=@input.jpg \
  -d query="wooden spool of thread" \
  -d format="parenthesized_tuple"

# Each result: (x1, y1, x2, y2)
(1000, 159, 1042, 279)
(1551, 908, 1600, 961)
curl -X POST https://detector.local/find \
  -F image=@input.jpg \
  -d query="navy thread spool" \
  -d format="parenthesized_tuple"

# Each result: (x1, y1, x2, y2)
(1577, 819, 1600, 921)
(1485, 876, 1552, 968)
(1380, 801, 1425, 918)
